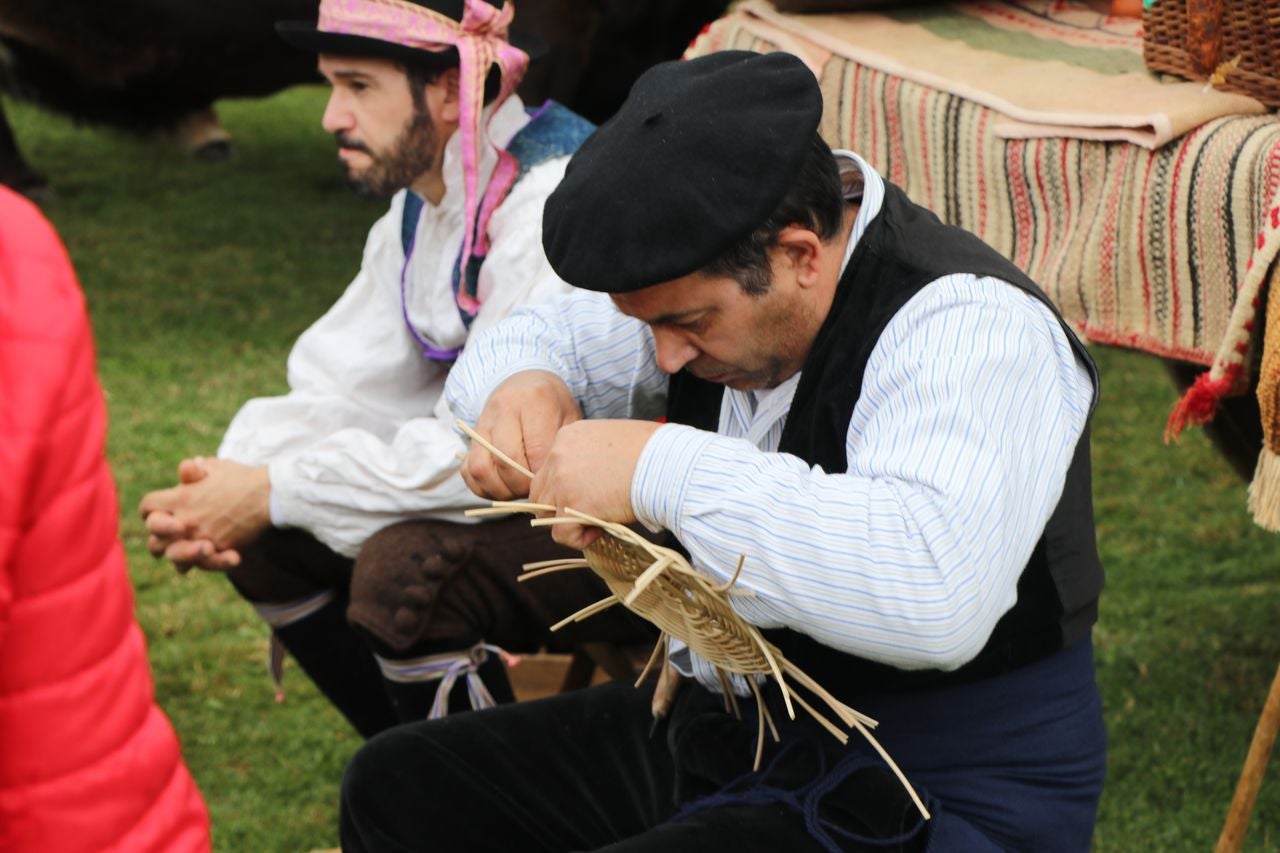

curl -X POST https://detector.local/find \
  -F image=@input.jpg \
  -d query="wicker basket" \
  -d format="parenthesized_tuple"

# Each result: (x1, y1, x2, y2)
(1143, 0, 1280, 107)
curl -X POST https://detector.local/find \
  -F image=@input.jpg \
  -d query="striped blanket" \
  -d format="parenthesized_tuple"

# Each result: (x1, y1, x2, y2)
(687, 0, 1280, 528)
(722, 0, 1266, 148)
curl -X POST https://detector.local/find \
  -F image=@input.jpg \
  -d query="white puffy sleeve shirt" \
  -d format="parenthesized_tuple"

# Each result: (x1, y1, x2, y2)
(446, 152, 1096, 690)
(218, 97, 572, 557)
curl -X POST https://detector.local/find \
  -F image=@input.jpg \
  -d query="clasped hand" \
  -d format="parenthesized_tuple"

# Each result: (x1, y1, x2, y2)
(461, 371, 661, 549)
(138, 457, 271, 573)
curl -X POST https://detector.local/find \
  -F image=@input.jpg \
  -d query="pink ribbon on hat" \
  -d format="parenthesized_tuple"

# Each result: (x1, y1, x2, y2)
(318, 0, 529, 314)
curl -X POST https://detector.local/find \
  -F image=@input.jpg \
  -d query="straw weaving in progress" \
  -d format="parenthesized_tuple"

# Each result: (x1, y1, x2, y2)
(469, 500, 929, 821)
(457, 412, 930, 822)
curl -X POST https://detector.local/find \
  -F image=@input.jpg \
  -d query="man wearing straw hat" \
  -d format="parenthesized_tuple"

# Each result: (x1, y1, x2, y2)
(343, 50, 1108, 850)
(137, 0, 650, 738)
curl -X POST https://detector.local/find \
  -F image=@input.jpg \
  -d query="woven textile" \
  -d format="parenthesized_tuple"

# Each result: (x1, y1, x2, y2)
(687, 0, 1280, 527)
(713, 0, 1265, 148)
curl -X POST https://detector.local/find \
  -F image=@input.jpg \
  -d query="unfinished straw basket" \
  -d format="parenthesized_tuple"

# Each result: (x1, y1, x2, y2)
(1143, 0, 1280, 107)
(458, 421, 929, 821)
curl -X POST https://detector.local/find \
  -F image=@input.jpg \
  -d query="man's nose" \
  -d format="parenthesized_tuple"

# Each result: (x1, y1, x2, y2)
(321, 91, 352, 135)
(652, 326, 699, 375)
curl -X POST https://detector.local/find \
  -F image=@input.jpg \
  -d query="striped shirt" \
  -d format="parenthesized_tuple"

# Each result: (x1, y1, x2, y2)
(446, 152, 1095, 692)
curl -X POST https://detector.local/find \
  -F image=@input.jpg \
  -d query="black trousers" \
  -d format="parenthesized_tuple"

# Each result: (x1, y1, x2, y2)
(340, 682, 933, 852)
(340, 641, 1107, 851)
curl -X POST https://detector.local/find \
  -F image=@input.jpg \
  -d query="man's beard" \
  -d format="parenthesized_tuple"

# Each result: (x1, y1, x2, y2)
(336, 106, 438, 199)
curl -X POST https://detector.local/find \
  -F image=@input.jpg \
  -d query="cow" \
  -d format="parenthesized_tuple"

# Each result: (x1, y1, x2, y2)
(0, 0, 730, 197)
(0, 0, 319, 194)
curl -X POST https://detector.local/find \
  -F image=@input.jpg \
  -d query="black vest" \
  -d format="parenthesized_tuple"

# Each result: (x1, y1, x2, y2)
(666, 182, 1104, 702)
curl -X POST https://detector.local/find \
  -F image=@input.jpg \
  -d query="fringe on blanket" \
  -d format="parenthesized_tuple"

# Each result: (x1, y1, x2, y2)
(1169, 194, 1280, 530)
(1248, 202, 1280, 530)
(1250, 449, 1280, 531)
(1165, 362, 1247, 442)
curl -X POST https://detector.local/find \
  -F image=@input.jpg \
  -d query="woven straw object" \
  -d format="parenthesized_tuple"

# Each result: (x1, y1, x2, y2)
(1143, 0, 1280, 107)
(458, 421, 929, 820)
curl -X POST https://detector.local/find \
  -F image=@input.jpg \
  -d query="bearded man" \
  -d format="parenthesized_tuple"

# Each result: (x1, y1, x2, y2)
(138, 0, 651, 737)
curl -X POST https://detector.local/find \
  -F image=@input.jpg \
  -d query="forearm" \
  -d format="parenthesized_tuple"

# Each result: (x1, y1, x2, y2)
(635, 425, 1050, 670)
(268, 417, 480, 557)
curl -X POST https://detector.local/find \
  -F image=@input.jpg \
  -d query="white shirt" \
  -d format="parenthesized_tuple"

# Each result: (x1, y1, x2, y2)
(445, 152, 1096, 692)
(218, 97, 573, 557)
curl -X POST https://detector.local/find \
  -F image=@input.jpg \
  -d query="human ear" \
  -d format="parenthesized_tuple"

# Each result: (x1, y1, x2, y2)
(427, 67, 462, 126)
(441, 67, 460, 111)
(776, 226, 823, 288)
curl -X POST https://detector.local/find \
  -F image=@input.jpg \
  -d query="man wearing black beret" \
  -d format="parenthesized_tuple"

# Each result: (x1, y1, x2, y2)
(342, 50, 1107, 850)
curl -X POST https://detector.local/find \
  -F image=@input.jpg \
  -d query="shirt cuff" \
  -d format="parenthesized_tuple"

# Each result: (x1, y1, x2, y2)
(266, 458, 296, 529)
(667, 638, 694, 677)
(449, 357, 567, 432)
(630, 423, 719, 537)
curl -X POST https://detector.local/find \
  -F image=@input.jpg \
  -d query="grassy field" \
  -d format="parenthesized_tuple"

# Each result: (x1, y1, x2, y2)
(9, 86, 1280, 851)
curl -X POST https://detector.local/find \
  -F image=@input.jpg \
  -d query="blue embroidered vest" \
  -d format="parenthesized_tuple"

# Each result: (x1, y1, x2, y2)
(399, 101, 595, 342)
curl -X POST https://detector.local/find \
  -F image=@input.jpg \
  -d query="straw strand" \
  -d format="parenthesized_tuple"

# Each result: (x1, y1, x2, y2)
(456, 421, 930, 821)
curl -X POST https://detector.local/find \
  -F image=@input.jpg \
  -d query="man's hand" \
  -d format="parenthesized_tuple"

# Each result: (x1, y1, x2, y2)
(461, 370, 582, 500)
(528, 419, 662, 550)
(140, 457, 232, 572)
(138, 457, 271, 573)
(651, 661, 685, 721)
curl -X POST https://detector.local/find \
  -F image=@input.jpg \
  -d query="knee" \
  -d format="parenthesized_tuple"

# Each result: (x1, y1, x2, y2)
(342, 728, 398, 804)
(223, 528, 335, 603)
(340, 730, 407, 850)
(340, 723, 460, 850)
(340, 712, 499, 845)
(358, 519, 472, 573)
(350, 520, 475, 653)
(223, 545, 297, 603)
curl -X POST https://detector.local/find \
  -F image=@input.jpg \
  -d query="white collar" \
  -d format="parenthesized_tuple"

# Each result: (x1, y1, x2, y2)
(436, 95, 530, 211)
(831, 149, 886, 275)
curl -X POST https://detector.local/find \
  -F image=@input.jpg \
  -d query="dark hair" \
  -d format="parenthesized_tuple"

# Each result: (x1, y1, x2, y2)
(702, 133, 845, 296)
(397, 56, 502, 113)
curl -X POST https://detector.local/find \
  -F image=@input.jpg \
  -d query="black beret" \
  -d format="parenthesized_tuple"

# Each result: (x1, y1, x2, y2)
(542, 50, 823, 293)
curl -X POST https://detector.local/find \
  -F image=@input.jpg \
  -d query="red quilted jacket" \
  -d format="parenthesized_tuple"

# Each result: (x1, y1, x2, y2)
(0, 189, 211, 851)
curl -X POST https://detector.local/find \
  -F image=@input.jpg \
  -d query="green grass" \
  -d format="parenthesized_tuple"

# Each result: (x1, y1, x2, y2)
(10, 88, 373, 851)
(9, 87, 1280, 851)
(1089, 352, 1280, 852)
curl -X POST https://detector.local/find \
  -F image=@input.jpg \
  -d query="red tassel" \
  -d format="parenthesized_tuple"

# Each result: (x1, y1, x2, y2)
(1165, 363, 1243, 442)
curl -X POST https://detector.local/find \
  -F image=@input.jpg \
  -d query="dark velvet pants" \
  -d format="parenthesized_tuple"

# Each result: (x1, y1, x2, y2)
(340, 640, 1106, 852)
